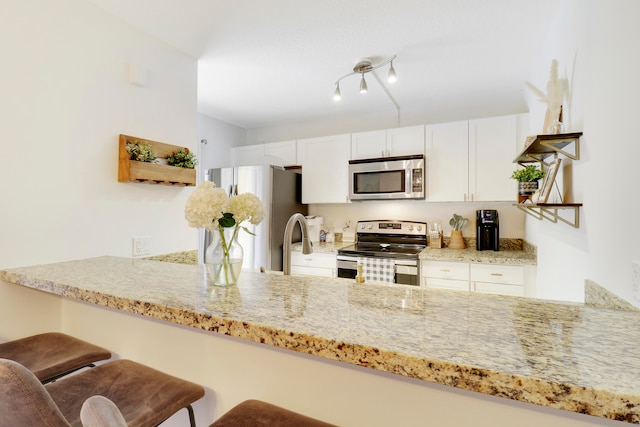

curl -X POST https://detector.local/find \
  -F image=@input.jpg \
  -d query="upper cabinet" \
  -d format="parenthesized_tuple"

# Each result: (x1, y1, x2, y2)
(426, 114, 527, 202)
(351, 125, 425, 159)
(298, 133, 351, 204)
(425, 120, 469, 202)
(231, 140, 298, 167)
(231, 145, 264, 166)
(265, 140, 298, 166)
(469, 115, 523, 202)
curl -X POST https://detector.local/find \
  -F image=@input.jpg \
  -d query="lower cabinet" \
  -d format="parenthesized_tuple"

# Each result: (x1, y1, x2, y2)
(422, 260, 533, 297)
(290, 252, 337, 278)
(470, 264, 525, 297)
(421, 260, 470, 291)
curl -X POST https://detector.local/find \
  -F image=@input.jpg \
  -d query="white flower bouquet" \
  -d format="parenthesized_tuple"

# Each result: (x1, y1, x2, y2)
(185, 182, 265, 285)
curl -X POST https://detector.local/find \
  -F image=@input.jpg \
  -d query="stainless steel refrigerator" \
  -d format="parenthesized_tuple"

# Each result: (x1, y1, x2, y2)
(200, 165, 307, 271)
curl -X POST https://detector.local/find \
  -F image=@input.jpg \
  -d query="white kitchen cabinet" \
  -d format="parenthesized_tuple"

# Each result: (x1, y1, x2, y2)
(290, 252, 337, 277)
(470, 263, 525, 297)
(232, 140, 298, 167)
(422, 260, 532, 297)
(265, 140, 298, 166)
(469, 116, 519, 201)
(425, 120, 469, 202)
(426, 114, 526, 202)
(231, 144, 264, 166)
(421, 260, 470, 291)
(351, 125, 424, 159)
(298, 133, 351, 204)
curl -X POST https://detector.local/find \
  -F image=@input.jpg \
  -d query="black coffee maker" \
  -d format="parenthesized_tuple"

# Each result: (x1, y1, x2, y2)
(476, 210, 499, 251)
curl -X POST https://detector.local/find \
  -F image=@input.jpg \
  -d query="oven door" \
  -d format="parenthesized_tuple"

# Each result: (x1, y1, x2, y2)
(337, 255, 419, 286)
(348, 155, 424, 200)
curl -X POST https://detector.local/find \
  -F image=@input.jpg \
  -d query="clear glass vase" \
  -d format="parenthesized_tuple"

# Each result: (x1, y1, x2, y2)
(205, 226, 244, 286)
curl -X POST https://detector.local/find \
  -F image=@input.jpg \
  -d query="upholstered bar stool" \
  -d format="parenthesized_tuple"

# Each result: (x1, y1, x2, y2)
(46, 359, 205, 427)
(210, 400, 336, 427)
(0, 332, 111, 383)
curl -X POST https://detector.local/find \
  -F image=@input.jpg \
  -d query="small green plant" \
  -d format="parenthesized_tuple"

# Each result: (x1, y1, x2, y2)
(449, 213, 468, 231)
(126, 141, 157, 163)
(167, 148, 197, 169)
(510, 165, 544, 182)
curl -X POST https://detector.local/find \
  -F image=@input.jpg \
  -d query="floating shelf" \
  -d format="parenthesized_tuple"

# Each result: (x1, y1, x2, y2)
(514, 203, 582, 228)
(118, 134, 196, 186)
(514, 132, 582, 165)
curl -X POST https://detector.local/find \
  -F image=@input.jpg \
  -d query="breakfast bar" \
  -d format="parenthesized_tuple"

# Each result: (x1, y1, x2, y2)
(1, 256, 639, 426)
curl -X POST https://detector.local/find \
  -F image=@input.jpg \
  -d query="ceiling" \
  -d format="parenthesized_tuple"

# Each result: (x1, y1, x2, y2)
(88, 0, 560, 129)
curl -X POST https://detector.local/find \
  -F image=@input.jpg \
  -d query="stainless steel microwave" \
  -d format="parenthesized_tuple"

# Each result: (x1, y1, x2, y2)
(349, 154, 425, 200)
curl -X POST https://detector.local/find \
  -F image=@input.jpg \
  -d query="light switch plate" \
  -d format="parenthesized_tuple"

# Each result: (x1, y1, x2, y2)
(132, 236, 151, 257)
(632, 260, 640, 301)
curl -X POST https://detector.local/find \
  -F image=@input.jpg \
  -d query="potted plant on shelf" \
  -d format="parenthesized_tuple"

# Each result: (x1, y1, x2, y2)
(510, 164, 544, 195)
(125, 141, 157, 163)
(448, 213, 468, 249)
(167, 148, 197, 169)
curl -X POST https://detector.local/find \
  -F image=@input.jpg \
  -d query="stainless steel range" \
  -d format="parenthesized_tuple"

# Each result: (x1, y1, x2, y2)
(337, 220, 427, 286)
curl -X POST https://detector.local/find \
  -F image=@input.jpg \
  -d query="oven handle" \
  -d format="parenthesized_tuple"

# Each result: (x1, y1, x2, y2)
(337, 255, 417, 267)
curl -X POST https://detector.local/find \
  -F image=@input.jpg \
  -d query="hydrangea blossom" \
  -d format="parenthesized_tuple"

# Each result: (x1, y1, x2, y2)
(227, 192, 266, 225)
(184, 182, 229, 231)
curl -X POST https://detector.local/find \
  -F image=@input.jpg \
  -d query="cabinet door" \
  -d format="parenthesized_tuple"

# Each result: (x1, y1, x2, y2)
(291, 252, 337, 277)
(231, 144, 264, 166)
(387, 125, 425, 157)
(351, 130, 386, 159)
(265, 140, 298, 166)
(469, 115, 518, 201)
(298, 134, 351, 204)
(425, 121, 469, 202)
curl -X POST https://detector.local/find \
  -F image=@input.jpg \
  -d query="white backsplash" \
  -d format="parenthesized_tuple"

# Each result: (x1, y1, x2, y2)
(308, 200, 525, 238)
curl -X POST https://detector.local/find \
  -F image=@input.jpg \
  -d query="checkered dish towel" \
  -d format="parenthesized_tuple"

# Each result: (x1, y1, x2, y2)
(358, 257, 395, 283)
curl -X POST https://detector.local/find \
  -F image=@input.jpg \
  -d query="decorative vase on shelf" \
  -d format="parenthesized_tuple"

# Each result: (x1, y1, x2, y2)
(448, 230, 466, 249)
(205, 227, 244, 287)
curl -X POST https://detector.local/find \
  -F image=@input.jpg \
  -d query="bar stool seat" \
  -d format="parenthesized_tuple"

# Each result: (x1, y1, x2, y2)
(210, 399, 336, 427)
(46, 359, 205, 427)
(0, 332, 111, 383)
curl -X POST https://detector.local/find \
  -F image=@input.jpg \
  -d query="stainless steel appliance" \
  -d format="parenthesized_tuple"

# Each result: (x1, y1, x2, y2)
(201, 165, 307, 271)
(348, 155, 425, 200)
(476, 209, 499, 251)
(337, 220, 427, 286)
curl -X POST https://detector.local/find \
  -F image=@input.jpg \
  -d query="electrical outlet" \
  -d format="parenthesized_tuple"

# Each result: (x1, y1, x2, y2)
(633, 260, 640, 301)
(132, 236, 151, 257)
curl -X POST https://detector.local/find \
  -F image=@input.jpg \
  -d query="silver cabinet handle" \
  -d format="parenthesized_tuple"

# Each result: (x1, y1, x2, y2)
(490, 273, 503, 276)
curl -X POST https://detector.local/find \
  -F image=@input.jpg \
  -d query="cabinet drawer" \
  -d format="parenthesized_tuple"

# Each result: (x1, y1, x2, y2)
(474, 281, 524, 297)
(470, 264, 524, 285)
(291, 252, 336, 269)
(422, 261, 469, 281)
(290, 265, 335, 278)
(423, 277, 470, 291)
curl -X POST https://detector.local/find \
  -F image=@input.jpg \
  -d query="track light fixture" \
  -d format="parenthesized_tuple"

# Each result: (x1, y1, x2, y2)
(333, 55, 397, 100)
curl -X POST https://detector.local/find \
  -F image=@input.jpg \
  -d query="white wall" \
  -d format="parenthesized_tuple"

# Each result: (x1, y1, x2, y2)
(0, 0, 199, 268)
(197, 113, 246, 173)
(524, 0, 640, 305)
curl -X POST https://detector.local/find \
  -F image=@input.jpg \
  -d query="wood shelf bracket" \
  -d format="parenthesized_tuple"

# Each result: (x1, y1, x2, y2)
(514, 204, 581, 228)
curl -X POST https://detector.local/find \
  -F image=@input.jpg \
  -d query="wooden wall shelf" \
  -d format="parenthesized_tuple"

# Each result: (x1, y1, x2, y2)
(118, 134, 196, 186)
(514, 132, 582, 165)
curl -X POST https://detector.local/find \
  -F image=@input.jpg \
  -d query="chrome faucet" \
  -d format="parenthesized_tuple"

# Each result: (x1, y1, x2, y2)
(283, 213, 313, 275)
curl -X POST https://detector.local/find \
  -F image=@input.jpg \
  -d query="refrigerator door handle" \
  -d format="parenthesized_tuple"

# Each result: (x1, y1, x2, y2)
(227, 185, 233, 196)
(233, 184, 238, 195)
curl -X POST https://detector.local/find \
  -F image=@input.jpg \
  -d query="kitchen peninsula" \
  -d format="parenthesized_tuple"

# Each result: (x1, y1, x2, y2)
(1, 257, 639, 426)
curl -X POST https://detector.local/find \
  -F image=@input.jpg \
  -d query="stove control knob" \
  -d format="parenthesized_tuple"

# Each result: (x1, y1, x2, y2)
(367, 224, 373, 229)
(408, 225, 414, 231)
(359, 224, 365, 230)
(416, 225, 423, 232)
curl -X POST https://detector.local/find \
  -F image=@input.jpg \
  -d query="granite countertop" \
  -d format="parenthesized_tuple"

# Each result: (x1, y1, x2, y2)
(292, 240, 537, 265)
(2, 256, 639, 423)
